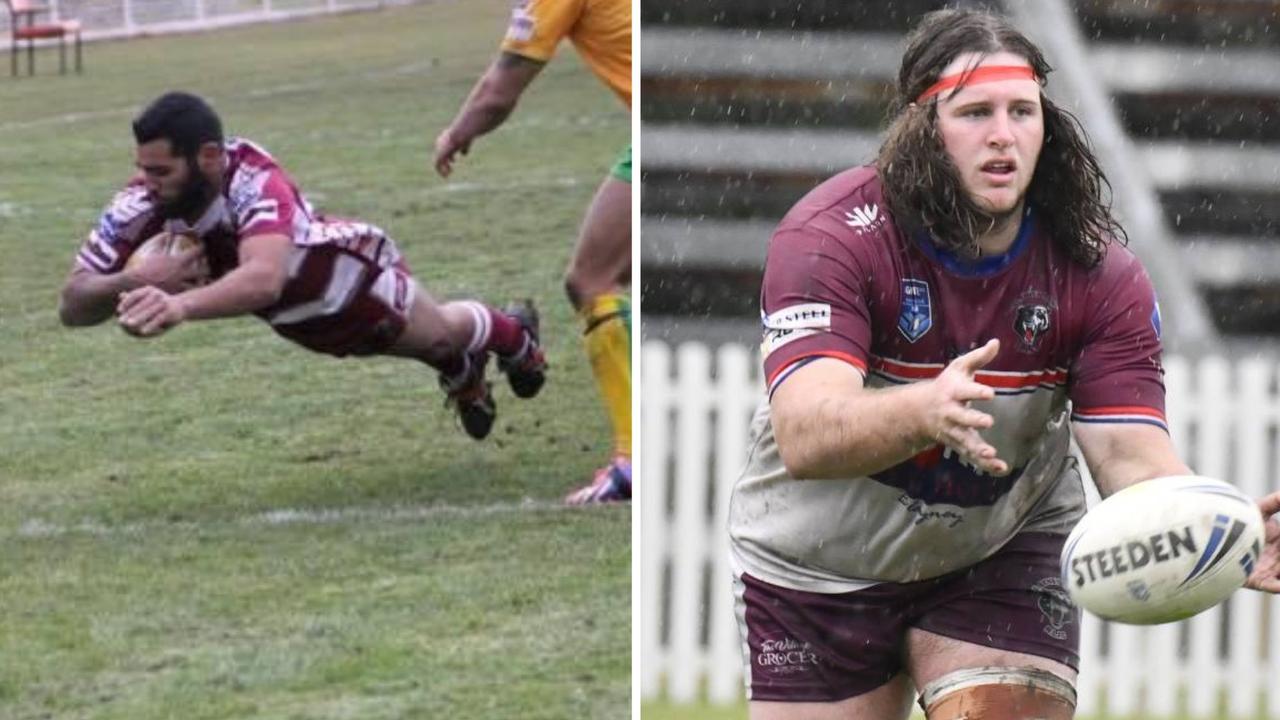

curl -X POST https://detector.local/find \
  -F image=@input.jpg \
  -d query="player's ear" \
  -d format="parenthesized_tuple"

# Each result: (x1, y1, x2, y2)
(195, 141, 222, 173)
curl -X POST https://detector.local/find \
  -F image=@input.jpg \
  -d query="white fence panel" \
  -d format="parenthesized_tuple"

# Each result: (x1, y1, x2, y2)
(642, 341, 1280, 718)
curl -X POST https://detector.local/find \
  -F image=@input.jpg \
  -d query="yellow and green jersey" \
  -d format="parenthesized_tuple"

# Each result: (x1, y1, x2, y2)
(501, 0, 631, 108)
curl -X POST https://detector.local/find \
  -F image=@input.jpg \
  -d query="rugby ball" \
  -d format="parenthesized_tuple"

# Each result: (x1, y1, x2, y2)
(124, 231, 209, 282)
(1061, 476, 1263, 625)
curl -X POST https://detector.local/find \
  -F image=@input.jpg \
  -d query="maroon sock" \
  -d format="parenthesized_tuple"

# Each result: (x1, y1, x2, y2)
(463, 301, 527, 357)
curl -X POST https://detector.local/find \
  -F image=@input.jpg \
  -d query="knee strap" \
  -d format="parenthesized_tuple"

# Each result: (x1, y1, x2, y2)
(920, 666, 1076, 720)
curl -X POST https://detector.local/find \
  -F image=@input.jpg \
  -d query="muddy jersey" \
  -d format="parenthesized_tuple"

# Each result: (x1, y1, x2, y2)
(729, 165, 1166, 593)
(76, 138, 413, 354)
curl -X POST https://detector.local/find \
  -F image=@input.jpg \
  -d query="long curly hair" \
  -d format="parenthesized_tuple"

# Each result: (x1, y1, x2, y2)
(876, 9, 1124, 267)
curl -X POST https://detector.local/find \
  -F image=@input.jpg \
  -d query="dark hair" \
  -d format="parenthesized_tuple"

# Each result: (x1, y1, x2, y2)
(876, 9, 1124, 267)
(132, 92, 223, 159)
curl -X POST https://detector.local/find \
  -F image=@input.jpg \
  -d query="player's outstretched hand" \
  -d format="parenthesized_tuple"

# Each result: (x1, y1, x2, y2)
(433, 128, 471, 178)
(1246, 492, 1280, 593)
(921, 338, 1009, 476)
(117, 286, 187, 338)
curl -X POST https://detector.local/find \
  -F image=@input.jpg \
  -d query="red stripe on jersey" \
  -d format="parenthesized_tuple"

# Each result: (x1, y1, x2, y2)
(1073, 405, 1166, 420)
(976, 369, 1069, 389)
(768, 352, 868, 389)
(872, 357, 1068, 389)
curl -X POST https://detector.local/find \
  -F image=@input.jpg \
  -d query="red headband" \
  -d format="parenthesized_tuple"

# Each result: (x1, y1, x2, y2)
(917, 65, 1038, 102)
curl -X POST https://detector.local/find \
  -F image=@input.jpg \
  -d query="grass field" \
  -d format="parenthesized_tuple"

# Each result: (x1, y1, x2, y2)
(0, 2, 629, 718)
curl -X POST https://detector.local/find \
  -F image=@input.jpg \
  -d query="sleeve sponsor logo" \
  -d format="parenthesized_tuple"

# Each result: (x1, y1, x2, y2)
(760, 303, 831, 358)
(229, 166, 271, 218)
(241, 199, 280, 230)
(79, 229, 120, 271)
(110, 187, 153, 223)
(96, 214, 121, 245)
(506, 7, 535, 41)
(763, 303, 831, 331)
(761, 327, 818, 357)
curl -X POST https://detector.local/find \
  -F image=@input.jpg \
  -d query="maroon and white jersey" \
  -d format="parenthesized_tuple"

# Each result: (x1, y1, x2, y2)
(76, 138, 414, 356)
(729, 166, 1166, 592)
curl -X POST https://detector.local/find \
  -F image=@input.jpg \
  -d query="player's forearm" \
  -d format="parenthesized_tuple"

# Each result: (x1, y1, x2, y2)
(449, 70, 521, 142)
(59, 270, 145, 326)
(775, 381, 935, 480)
(1094, 458, 1192, 498)
(448, 89, 512, 140)
(1076, 424, 1192, 498)
(176, 262, 284, 322)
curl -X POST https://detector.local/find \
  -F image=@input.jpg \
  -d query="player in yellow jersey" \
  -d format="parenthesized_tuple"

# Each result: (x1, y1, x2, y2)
(434, 0, 632, 505)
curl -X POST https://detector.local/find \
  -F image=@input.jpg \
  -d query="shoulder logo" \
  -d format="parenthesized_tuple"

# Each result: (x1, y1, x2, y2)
(897, 279, 932, 342)
(844, 203, 884, 234)
(506, 5, 535, 41)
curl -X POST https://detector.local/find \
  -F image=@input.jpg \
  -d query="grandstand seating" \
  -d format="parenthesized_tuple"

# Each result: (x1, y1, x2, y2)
(641, 0, 1280, 347)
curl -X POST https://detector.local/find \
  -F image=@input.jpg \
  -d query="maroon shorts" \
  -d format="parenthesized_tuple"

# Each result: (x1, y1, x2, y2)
(736, 532, 1078, 703)
(262, 248, 414, 358)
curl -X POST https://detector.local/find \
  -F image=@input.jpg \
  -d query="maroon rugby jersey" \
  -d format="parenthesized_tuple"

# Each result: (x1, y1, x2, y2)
(76, 138, 411, 355)
(729, 165, 1164, 591)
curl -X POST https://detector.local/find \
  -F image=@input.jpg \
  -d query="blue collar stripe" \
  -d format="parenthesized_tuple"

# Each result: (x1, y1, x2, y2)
(914, 207, 1034, 277)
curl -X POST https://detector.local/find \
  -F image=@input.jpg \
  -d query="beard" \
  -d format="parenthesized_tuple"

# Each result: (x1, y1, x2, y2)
(976, 193, 1024, 229)
(155, 160, 218, 221)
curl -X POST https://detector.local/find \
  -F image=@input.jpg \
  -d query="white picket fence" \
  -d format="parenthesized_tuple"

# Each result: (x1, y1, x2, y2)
(2, 0, 427, 42)
(641, 340, 1280, 718)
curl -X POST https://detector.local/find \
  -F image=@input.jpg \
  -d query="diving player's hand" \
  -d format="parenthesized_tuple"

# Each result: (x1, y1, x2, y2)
(433, 127, 471, 178)
(921, 338, 1010, 476)
(1246, 491, 1280, 593)
(117, 286, 187, 338)
(125, 237, 207, 293)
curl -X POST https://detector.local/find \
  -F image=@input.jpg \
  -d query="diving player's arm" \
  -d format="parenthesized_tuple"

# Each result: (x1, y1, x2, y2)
(59, 238, 205, 327)
(434, 53, 545, 177)
(770, 339, 1009, 480)
(117, 233, 291, 337)
(61, 265, 149, 327)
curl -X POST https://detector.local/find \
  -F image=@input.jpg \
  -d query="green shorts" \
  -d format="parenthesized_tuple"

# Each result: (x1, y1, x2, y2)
(609, 144, 631, 184)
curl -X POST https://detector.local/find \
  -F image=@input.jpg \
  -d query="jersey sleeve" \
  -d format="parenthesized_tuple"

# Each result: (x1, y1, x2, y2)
(75, 183, 157, 275)
(760, 226, 873, 396)
(1069, 246, 1167, 431)
(499, 0, 584, 62)
(233, 166, 299, 242)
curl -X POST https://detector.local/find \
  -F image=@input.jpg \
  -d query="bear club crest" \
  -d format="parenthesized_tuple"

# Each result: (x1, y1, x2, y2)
(1012, 291, 1055, 353)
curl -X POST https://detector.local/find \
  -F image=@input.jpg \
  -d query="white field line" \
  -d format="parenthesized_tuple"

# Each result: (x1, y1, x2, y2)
(12, 497, 593, 539)
(421, 176, 589, 195)
(0, 53, 622, 136)
(0, 60, 437, 134)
